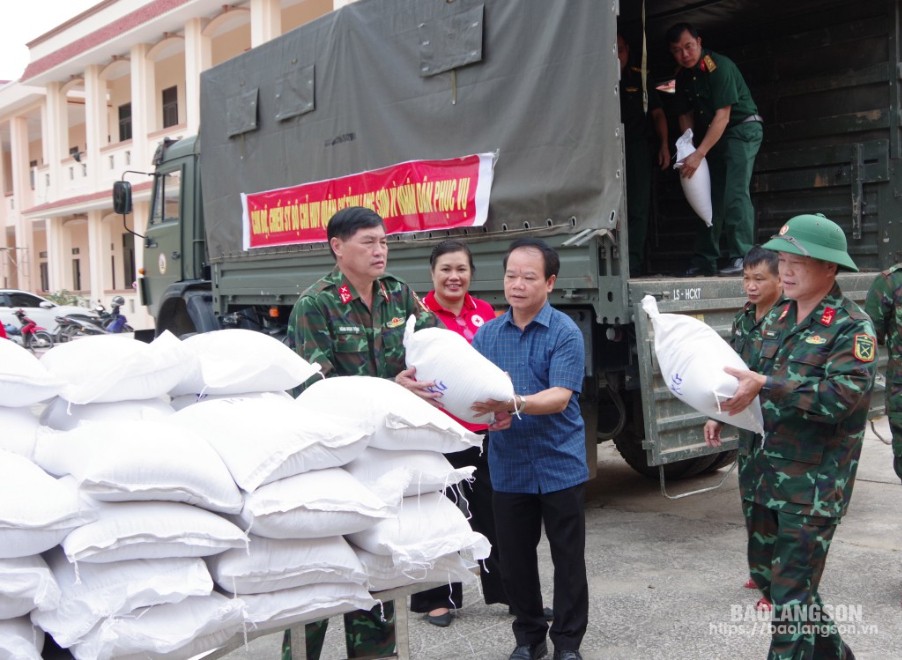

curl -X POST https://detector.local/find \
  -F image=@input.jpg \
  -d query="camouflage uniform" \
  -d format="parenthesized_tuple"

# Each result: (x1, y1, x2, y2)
(743, 284, 876, 660)
(729, 299, 784, 500)
(864, 264, 902, 461)
(284, 267, 437, 660)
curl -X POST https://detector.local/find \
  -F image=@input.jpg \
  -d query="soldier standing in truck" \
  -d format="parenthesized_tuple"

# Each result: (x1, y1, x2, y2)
(618, 32, 670, 277)
(667, 22, 763, 278)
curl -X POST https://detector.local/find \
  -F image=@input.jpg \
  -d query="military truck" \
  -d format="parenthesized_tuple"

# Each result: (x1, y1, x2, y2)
(114, 0, 898, 481)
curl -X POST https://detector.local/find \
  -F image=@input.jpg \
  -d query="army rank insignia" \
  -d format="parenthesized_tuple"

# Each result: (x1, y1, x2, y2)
(853, 334, 876, 362)
(702, 55, 717, 72)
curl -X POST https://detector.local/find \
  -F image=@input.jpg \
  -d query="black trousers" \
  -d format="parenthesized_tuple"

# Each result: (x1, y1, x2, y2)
(410, 436, 508, 612)
(494, 483, 588, 652)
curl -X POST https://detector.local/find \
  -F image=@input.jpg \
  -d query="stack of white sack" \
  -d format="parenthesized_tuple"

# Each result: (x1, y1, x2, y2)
(641, 295, 764, 434)
(0, 341, 63, 458)
(174, 393, 383, 632)
(36, 330, 187, 433)
(30, 421, 249, 659)
(29, 330, 263, 660)
(167, 328, 322, 410)
(0, 450, 90, 659)
(298, 376, 489, 590)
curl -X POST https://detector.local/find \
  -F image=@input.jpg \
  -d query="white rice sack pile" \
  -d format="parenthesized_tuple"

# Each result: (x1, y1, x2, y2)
(0, 555, 60, 618)
(32, 547, 213, 650)
(39, 397, 174, 431)
(296, 376, 482, 453)
(69, 593, 245, 660)
(239, 467, 398, 539)
(355, 547, 478, 592)
(403, 315, 514, 423)
(40, 331, 195, 404)
(0, 405, 40, 458)
(347, 493, 490, 568)
(0, 617, 44, 660)
(345, 448, 475, 498)
(174, 393, 373, 492)
(169, 389, 292, 411)
(0, 340, 63, 407)
(61, 500, 247, 564)
(0, 452, 96, 559)
(641, 295, 764, 434)
(33, 421, 243, 514)
(207, 535, 367, 595)
(240, 582, 377, 634)
(170, 328, 321, 396)
(673, 128, 713, 227)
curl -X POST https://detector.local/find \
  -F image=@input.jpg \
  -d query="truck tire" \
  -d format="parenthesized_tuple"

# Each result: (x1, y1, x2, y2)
(612, 430, 719, 480)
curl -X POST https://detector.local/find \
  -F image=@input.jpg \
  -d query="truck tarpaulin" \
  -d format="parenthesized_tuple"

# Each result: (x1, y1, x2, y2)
(198, 0, 621, 262)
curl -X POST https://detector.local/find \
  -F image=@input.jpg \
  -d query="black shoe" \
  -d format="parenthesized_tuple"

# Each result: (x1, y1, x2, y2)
(553, 651, 583, 660)
(507, 606, 554, 621)
(425, 610, 453, 627)
(718, 258, 744, 276)
(509, 641, 548, 660)
(679, 264, 715, 277)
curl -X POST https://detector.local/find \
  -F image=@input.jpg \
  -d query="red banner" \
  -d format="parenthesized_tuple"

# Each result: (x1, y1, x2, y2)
(241, 153, 495, 249)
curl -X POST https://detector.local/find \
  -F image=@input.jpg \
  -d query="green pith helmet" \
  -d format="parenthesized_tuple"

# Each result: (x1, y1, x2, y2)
(761, 213, 858, 272)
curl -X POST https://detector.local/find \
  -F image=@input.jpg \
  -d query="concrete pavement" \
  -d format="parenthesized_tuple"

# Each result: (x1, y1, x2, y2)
(227, 416, 902, 659)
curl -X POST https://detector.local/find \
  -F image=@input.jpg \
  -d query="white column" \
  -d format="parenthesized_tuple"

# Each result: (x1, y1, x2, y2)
(84, 65, 106, 189)
(251, 0, 281, 47)
(87, 210, 106, 302)
(43, 82, 66, 198)
(10, 116, 34, 291)
(184, 18, 211, 133)
(130, 42, 155, 165)
(45, 216, 67, 291)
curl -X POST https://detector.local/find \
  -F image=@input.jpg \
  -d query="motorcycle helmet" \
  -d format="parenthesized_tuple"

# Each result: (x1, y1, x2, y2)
(111, 295, 125, 307)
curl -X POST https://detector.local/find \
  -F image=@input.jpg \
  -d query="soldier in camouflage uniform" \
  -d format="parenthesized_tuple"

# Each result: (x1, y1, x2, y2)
(722, 214, 877, 660)
(703, 246, 783, 603)
(284, 206, 438, 660)
(864, 263, 902, 483)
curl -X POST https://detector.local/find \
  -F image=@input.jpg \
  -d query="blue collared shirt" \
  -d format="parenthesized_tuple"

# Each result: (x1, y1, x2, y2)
(471, 302, 588, 493)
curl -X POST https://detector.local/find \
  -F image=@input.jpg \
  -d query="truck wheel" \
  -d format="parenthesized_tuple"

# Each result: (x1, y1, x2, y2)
(612, 430, 717, 480)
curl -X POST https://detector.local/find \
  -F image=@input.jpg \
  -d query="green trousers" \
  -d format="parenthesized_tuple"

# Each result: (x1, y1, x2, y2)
(744, 501, 850, 660)
(281, 602, 395, 660)
(691, 121, 762, 270)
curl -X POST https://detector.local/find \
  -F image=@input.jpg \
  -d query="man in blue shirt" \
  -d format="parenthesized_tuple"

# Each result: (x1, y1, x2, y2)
(471, 238, 589, 660)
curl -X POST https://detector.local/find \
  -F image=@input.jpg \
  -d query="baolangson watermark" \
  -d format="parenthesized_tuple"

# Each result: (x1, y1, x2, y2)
(708, 604, 879, 637)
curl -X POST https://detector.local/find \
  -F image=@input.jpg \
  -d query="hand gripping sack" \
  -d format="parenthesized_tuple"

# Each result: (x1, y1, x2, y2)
(403, 315, 515, 423)
(641, 295, 764, 435)
(673, 128, 713, 227)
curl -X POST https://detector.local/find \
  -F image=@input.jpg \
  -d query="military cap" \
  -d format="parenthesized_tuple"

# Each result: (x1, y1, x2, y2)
(762, 213, 858, 272)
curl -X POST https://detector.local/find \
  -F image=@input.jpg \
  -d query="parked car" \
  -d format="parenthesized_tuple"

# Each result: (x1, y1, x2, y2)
(0, 289, 97, 335)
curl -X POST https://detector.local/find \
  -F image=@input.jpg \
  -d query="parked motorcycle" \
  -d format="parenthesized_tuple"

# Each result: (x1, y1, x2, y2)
(56, 295, 132, 341)
(11, 309, 54, 352)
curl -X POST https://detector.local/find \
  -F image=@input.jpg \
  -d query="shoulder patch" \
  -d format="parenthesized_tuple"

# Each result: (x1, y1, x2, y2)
(853, 333, 876, 362)
(703, 54, 717, 72)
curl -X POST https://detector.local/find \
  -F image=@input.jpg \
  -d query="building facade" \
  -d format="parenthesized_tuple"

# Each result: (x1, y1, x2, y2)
(0, 0, 351, 330)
